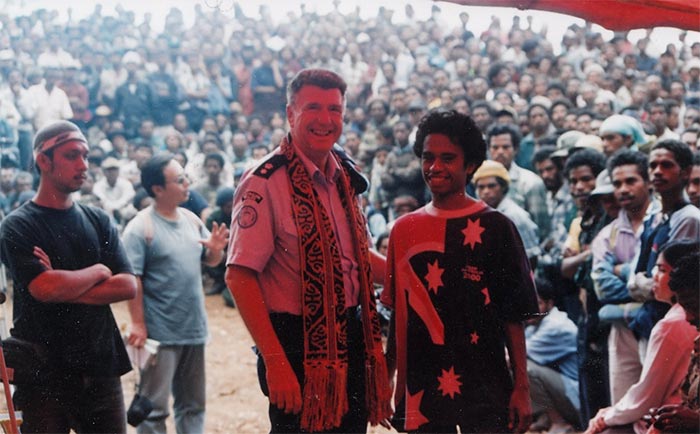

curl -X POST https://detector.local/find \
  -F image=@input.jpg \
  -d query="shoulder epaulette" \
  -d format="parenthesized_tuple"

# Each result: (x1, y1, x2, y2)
(252, 154, 288, 179)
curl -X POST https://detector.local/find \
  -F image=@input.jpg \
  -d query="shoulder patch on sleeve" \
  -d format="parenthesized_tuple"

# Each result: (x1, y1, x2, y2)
(253, 154, 288, 179)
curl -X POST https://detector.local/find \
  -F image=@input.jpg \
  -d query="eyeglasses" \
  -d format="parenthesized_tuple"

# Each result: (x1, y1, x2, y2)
(166, 174, 189, 185)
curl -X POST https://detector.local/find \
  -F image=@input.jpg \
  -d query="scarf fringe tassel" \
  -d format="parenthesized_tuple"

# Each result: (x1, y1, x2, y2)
(366, 347, 393, 426)
(301, 360, 349, 432)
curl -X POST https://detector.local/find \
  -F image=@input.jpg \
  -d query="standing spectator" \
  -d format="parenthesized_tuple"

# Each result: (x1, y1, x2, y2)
(518, 103, 557, 171)
(687, 153, 700, 207)
(380, 120, 424, 217)
(178, 52, 211, 132)
(648, 99, 681, 142)
(232, 43, 255, 116)
(148, 50, 180, 131)
(629, 139, 700, 352)
(123, 153, 229, 434)
(590, 150, 659, 405)
(0, 120, 136, 433)
(487, 124, 550, 240)
(560, 148, 610, 424)
(26, 67, 73, 131)
(598, 114, 648, 157)
(192, 153, 228, 207)
(251, 48, 284, 118)
(473, 160, 541, 267)
(113, 51, 153, 139)
(382, 110, 537, 433)
(93, 157, 136, 226)
(36, 32, 76, 68)
(59, 61, 91, 130)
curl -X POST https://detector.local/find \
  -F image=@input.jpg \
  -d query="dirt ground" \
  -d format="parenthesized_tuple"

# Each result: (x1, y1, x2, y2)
(112, 292, 393, 434)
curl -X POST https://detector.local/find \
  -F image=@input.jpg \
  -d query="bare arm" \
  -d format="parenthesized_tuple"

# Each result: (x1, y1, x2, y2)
(225, 264, 302, 414)
(127, 276, 148, 348)
(504, 321, 532, 434)
(561, 249, 591, 279)
(370, 249, 386, 285)
(68, 273, 137, 304)
(28, 263, 112, 303)
(28, 246, 134, 304)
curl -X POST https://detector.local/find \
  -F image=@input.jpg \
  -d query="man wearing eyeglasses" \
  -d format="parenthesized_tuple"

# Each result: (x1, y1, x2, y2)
(0, 120, 137, 433)
(122, 153, 229, 434)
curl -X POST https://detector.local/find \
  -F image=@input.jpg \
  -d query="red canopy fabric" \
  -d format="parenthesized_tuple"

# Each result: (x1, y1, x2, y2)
(438, 0, 700, 31)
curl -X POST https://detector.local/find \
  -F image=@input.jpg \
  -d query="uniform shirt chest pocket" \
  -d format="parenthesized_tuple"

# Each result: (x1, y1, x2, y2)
(278, 216, 301, 254)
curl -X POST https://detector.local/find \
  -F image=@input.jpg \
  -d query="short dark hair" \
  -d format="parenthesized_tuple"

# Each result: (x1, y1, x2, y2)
(527, 103, 550, 118)
(651, 139, 694, 170)
(204, 152, 225, 168)
(413, 110, 486, 183)
(550, 98, 572, 113)
(669, 251, 700, 314)
(141, 153, 173, 197)
(532, 145, 558, 166)
(608, 149, 649, 182)
(487, 123, 522, 150)
(375, 232, 390, 251)
(535, 276, 556, 301)
(564, 148, 606, 178)
(693, 152, 700, 166)
(471, 100, 493, 116)
(661, 239, 699, 269)
(286, 69, 347, 106)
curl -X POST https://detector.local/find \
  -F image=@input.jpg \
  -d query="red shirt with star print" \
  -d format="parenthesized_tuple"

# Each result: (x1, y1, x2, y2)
(382, 201, 539, 431)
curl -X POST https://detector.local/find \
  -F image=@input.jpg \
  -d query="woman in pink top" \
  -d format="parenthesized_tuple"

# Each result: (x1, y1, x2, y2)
(585, 240, 700, 434)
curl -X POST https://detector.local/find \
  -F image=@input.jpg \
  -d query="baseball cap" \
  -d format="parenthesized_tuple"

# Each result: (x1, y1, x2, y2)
(552, 130, 585, 159)
(590, 170, 614, 196)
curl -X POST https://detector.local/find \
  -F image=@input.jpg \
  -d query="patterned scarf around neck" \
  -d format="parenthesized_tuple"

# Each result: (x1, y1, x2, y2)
(281, 137, 391, 432)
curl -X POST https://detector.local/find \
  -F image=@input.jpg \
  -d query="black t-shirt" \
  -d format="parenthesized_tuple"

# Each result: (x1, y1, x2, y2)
(0, 201, 133, 377)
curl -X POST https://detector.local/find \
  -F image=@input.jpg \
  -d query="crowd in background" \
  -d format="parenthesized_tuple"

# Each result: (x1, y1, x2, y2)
(0, 2, 699, 433)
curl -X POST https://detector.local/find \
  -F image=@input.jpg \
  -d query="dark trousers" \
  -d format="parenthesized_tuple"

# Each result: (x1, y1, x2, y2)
(13, 375, 126, 434)
(257, 309, 368, 434)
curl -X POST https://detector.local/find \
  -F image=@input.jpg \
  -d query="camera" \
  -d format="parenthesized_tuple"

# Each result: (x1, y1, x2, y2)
(127, 394, 153, 427)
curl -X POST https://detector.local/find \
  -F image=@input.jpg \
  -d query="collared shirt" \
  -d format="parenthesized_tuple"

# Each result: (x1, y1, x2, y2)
(227, 147, 361, 315)
(591, 199, 661, 305)
(26, 83, 73, 130)
(508, 162, 550, 241)
(539, 183, 575, 269)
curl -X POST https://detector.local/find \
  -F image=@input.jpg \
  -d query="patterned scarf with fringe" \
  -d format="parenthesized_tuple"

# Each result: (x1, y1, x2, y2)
(281, 137, 392, 432)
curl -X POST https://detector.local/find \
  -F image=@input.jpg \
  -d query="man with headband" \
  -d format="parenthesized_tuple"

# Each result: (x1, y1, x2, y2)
(0, 120, 137, 433)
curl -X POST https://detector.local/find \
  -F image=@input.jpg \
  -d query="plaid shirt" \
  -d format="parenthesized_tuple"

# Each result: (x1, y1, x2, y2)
(539, 182, 575, 268)
(508, 162, 551, 241)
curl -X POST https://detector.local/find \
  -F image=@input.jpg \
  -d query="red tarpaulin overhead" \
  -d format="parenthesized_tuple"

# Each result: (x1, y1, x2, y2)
(437, 0, 700, 31)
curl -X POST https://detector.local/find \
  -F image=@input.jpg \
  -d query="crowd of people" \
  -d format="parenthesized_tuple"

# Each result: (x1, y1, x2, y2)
(0, 2, 699, 434)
